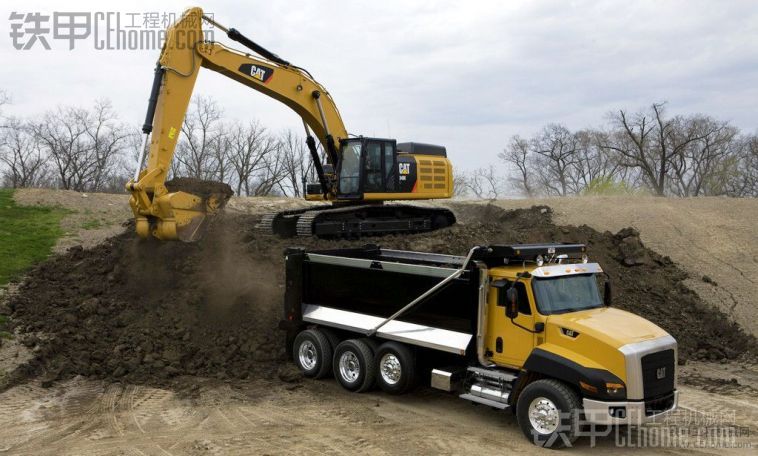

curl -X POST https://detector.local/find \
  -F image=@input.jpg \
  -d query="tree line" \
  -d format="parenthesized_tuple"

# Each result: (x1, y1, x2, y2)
(0, 91, 314, 196)
(459, 102, 757, 198)
(2, 91, 756, 199)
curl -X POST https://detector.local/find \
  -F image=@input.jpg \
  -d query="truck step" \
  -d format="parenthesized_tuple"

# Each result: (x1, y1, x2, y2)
(460, 393, 510, 410)
(467, 366, 517, 383)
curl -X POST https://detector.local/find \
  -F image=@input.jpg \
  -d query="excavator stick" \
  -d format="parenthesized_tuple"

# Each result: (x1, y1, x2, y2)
(127, 8, 235, 243)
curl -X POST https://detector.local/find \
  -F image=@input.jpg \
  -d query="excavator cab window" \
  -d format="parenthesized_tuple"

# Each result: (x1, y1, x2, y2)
(365, 142, 383, 192)
(338, 138, 397, 196)
(338, 140, 362, 195)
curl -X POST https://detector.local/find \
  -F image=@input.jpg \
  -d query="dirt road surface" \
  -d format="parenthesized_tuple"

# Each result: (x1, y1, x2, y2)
(0, 376, 755, 455)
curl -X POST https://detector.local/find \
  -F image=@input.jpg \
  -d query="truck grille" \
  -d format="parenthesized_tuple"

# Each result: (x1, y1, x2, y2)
(641, 349, 675, 399)
(645, 392, 676, 416)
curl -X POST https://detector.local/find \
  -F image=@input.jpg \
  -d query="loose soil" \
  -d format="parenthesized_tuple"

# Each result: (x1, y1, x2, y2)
(164, 177, 234, 201)
(2, 203, 755, 390)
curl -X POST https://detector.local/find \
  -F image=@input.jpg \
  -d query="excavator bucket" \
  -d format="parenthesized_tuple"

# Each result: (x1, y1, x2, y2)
(159, 178, 234, 242)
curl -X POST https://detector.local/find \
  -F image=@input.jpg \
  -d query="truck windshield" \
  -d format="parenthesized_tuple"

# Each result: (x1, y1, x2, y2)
(532, 274, 602, 315)
(339, 141, 362, 194)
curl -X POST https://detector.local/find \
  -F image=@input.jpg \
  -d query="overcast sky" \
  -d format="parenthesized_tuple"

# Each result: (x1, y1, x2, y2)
(1, 0, 756, 171)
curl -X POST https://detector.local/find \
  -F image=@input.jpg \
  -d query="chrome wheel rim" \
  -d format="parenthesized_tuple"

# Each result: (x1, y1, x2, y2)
(528, 396, 560, 435)
(338, 351, 361, 383)
(298, 340, 317, 371)
(379, 353, 402, 385)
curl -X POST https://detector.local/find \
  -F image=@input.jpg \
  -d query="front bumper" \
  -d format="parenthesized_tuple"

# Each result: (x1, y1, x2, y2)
(582, 390, 678, 426)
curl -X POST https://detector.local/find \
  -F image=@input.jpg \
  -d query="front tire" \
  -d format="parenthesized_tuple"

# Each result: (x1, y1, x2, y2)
(333, 339, 376, 393)
(292, 329, 333, 379)
(375, 341, 417, 394)
(516, 379, 582, 448)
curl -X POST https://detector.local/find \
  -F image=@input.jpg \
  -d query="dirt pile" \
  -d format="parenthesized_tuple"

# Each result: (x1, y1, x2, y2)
(2, 204, 755, 389)
(164, 177, 234, 200)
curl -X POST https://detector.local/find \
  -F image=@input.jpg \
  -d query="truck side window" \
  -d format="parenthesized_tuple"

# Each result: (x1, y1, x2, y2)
(497, 281, 531, 315)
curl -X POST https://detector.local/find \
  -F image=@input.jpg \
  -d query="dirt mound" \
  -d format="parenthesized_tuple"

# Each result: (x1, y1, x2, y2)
(2, 204, 755, 389)
(165, 177, 234, 200)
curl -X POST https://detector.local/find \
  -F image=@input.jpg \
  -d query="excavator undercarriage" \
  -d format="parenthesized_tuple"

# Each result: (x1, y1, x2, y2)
(257, 204, 456, 238)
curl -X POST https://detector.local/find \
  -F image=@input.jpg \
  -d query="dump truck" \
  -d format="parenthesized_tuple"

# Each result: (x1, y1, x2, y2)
(280, 243, 678, 448)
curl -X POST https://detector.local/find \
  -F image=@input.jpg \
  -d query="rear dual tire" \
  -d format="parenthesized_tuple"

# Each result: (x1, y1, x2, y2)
(375, 341, 417, 395)
(292, 329, 333, 379)
(292, 330, 418, 395)
(333, 339, 376, 393)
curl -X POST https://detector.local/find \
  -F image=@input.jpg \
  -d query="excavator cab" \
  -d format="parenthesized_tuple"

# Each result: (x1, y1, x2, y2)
(334, 138, 398, 199)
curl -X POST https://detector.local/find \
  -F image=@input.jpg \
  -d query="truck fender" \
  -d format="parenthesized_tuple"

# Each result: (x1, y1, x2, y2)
(519, 347, 625, 401)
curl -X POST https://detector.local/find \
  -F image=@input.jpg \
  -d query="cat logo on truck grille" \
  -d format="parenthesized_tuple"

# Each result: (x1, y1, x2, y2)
(656, 367, 667, 379)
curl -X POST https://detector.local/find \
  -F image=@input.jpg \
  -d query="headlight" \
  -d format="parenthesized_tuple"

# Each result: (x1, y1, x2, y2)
(606, 382, 626, 397)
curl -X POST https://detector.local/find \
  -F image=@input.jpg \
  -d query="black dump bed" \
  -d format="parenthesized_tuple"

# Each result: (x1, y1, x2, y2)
(283, 245, 481, 337)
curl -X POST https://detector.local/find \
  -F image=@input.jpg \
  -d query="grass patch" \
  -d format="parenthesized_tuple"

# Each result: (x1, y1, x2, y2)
(81, 218, 104, 230)
(0, 189, 68, 287)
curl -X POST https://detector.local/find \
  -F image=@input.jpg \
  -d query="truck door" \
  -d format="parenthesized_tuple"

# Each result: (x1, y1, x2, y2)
(486, 281, 535, 368)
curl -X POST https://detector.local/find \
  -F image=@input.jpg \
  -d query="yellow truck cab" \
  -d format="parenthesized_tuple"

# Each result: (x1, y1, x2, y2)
(281, 243, 678, 448)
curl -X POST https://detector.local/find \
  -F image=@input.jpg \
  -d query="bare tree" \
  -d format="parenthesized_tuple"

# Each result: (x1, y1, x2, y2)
(531, 124, 579, 196)
(0, 117, 48, 187)
(603, 103, 717, 196)
(277, 129, 312, 197)
(708, 134, 758, 197)
(499, 135, 533, 196)
(175, 96, 225, 179)
(30, 105, 90, 190)
(80, 100, 133, 191)
(28, 100, 132, 191)
(668, 116, 738, 196)
(452, 172, 469, 197)
(251, 146, 288, 196)
(462, 165, 502, 199)
(225, 120, 277, 196)
(0, 90, 9, 129)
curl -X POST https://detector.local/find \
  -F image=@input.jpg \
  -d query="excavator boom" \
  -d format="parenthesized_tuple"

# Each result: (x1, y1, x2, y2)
(127, 7, 347, 241)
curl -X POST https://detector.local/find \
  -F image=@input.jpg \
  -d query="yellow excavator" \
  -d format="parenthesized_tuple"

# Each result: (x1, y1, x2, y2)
(127, 7, 456, 242)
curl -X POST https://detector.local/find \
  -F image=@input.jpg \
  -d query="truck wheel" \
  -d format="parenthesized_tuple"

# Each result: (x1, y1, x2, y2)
(321, 328, 342, 352)
(516, 379, 582, 448)
(375, 341, 417, 394)
(292, 329, 333, 379)
(360, 337, 380, 354)
(333, 339, 376, 393)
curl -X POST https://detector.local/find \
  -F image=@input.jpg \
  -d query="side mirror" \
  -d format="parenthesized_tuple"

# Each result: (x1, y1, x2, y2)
(604, 281, 612, 307)
(505, 288, 519, 319)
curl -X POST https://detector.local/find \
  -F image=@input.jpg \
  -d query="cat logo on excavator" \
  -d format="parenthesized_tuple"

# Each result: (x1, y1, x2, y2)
(238, 63, 274, 84)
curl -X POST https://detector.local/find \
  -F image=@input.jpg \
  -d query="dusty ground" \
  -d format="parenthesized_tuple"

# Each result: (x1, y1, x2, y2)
(1, 190, 756, 454)
(0, 377, 755, 455)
